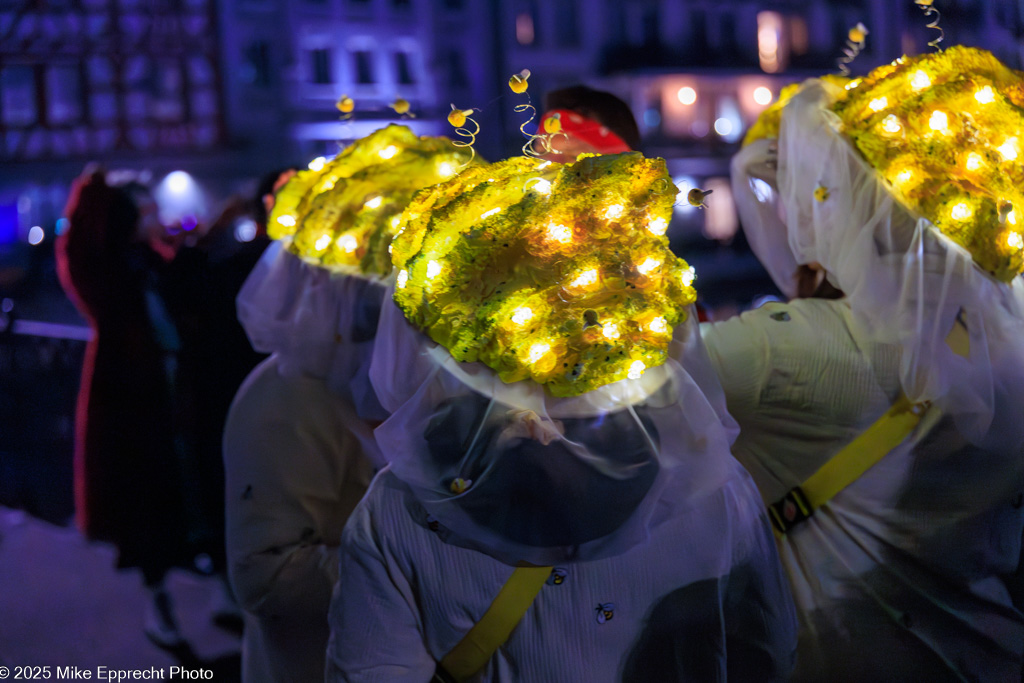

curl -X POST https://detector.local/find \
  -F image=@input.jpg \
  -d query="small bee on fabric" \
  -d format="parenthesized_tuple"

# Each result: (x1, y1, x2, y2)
(596, 603, 615, 624)
(814, 185, 830, 202)
(547, 568, 568, 586)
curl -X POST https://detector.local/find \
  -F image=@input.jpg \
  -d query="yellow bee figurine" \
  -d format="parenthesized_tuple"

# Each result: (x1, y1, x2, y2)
(915, 0, 934, 6)
(508, 69, 531, 94)
(336, 95, 355, 114)
(542, 112, 562, 134)
(848, 22, 868, 44)
(814, 185, 830, 202)
(391, 98, 411, 115)
(687, 187, 713, 209)
(448, 104, 474, 128)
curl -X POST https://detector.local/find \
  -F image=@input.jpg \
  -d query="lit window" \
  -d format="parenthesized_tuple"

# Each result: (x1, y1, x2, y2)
(757, 11, 787, 73)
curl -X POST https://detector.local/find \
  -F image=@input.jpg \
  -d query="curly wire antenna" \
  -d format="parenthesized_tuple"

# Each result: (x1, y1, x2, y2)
(452, 115, 479, 167)
(916, 0, 944, 52)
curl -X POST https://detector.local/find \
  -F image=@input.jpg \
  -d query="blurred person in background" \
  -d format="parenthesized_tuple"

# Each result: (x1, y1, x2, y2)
(539, 85, 638, 161)
(56, 168, 191, 648)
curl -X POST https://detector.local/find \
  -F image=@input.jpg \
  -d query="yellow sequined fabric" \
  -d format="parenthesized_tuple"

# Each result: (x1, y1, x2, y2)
(391, 153, 697, 397)
(268, 124, 475, 276)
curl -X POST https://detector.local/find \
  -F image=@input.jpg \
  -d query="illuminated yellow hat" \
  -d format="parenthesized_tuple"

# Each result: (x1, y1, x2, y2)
(268, 124, 475, 276)
(391, 152, 697, 397)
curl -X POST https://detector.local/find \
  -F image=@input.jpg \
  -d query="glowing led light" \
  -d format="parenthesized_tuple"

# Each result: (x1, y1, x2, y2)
(681, 266, 696, 287)
(951, 202, 972, 221)
(1008, 210, 1018, 226)
(397, 269, 409, 288)
(511, 307, 533, 326)
(868, 97, 888, 112)
(481, 207, 502, 220)
(378, 145, 399, 159)
(314, 234, 332, 251)
(928, 110, 948, 132)
(648, 316, 668, 334)
(426, 260, 443, 279)
(569, 269, 598, 289)
(308, 156, 327, 172)
(752, 86, 773, 106)
(27, 225, 44, 245)
(337, 234, 358, 253)
(975, 85, 995, 104)
(677, 86, 697, 105)
(627, 360, 646, 380)
(881, 115, 902, 134)
(234, 218, 257, 243)
(713, 117, 734, 137)
(1008, 232, 1023, 250)
(845, 79, 862, 91)
(895, 169, 914, 185)
(438, 162, 455, 177)
(603, 322, 620, 340)
(536, 160, 552, 170)
(911, 70, 931, 90)
(646, 215, 668, 236)
(528, 342, 550, 364)
(532, 178, 552, 194)
(391, 216, 402, 228)
(364, 195, 383, 209)
(636, 257, 661, 275)
(999, 139, 1019, 161)
(547, 222, 572, 243)
(604, 204, 624, 220)
(321, 178, 336, 191)
(965, 153, 983, 171)
(276, 215, 296, 227)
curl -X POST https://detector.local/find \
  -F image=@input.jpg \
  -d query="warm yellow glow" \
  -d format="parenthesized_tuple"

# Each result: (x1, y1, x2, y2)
(681, 266, 696, 287)
(532, 178, 552, 195)
(648, 316, 668, 334)
(869, 97, 888, 112)
(308, 156, 327, 172)
(647, 216, 668, 236)
(677, 87, 697, 106)
(951, 202, 973, 221)
(896, 169, 914, 186)
(276, 214, 296, 227)
(1008, 232, 1023, 250)
(438, 162, 455, 177)
(511, 306, 533, 326)
(481, 207, 502, 220)
(999, 139, 1019, 161)
(881, 115, 902, 134)
(337, 234, 358, 253)
(637, 257, 661, 275)
(965, 153, 983, 171)
(321, 178, 336, 191)
(753, 86, 773, 106)
(528, 342, 550, 364)
(536, 160, 552, 170)
(378, 145, 399, 160)
(627, 360, 646, 380)
(975, 85, 996, 104)
(364, 195, 383, 209)
(397, 269, 409, 288)
(547, 222, 573, 243)
(569, 268, 598, 289)
(390, 216, 402, 228)
(314, 234, 331, 251)
(426, 260, 442, 279)
(602, 322, 620, 340)
(1008, 209, 1018, 226)
(928, 110, 948, 131)
(845, 79, 862, 91)
(911, 70, 931, 90)
(604, 204, 625, 220)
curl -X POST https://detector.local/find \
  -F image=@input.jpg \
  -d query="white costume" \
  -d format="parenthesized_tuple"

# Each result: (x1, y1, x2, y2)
(707, 72, 1024, 681)
(326, 298, 798, 682)
(225, 243, 383, 682)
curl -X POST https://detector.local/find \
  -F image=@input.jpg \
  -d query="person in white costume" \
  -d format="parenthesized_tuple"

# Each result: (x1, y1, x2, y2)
(225, 125, 473, 682)
(703, 48, 1024, 681)
(326, 153, 797, 682)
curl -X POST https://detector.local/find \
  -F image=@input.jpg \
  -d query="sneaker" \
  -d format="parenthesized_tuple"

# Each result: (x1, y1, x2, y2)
(144, 589, 186, 649)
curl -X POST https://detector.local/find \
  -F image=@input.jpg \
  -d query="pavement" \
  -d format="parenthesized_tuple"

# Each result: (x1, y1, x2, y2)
(0, 507, 242, 679)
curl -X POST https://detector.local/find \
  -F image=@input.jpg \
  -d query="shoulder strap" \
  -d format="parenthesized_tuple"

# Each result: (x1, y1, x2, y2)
(437, 565, 552, 682)
(768, 393, 928, 535)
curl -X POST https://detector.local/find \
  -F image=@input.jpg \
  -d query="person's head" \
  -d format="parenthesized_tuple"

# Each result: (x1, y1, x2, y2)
(541, 86, 639, 161)
(253, 167, 298, 230)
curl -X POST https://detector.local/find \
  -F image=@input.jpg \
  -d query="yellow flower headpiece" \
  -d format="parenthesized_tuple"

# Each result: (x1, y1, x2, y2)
(268, 124, 476, 276)
(391, 152, 697, 397)
(833, 46, 1024, 281)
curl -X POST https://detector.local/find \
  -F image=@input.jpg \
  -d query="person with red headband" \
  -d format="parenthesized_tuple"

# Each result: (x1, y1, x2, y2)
(540, 85, 639, 160)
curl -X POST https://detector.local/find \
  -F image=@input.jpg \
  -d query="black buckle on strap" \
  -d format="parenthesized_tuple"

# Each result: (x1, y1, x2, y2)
(768, 486, 812, 535)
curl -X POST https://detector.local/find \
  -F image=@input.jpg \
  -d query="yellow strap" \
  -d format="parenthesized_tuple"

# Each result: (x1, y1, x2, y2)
(801, 394, 925, 509)
(439, 565, 551, 682)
